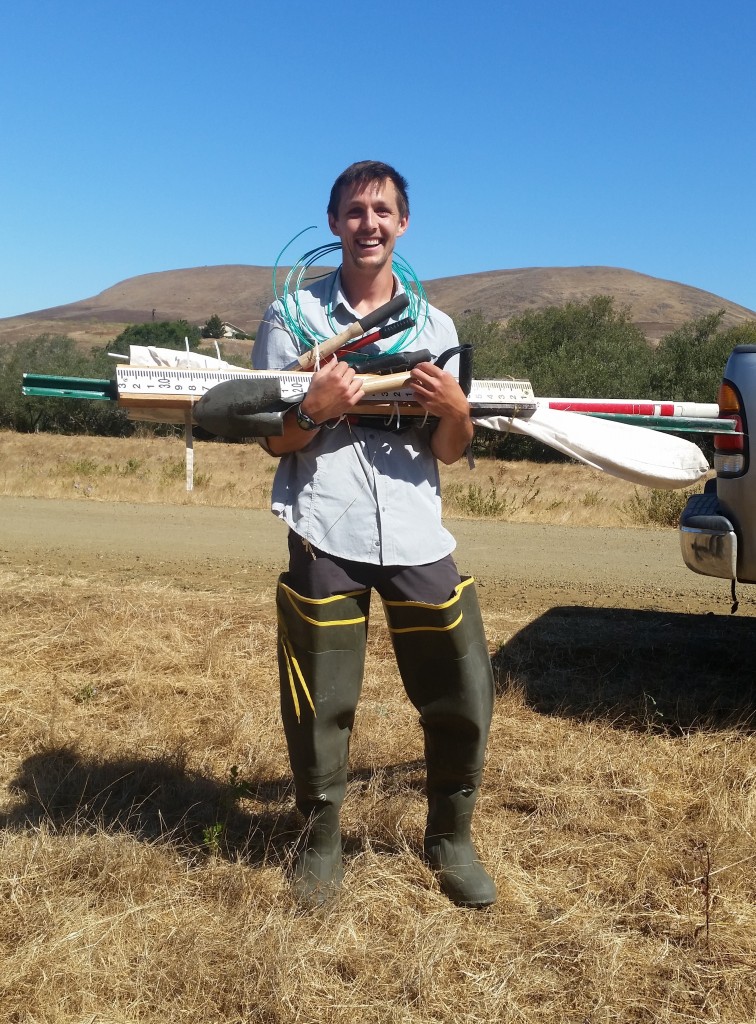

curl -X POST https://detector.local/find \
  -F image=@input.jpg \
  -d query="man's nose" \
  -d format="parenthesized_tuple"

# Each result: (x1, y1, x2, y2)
(361, 208, 377, 230)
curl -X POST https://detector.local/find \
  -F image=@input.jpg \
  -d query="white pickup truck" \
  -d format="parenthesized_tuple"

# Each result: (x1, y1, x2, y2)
(679, 344, 755, 587)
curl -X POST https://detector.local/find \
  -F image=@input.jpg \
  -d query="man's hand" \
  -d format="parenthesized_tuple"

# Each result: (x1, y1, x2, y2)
(299, 357, 365, 424)
(265, 358, 365, 456)
(408, 362, 473, 464)
(408, 362, 469, 419)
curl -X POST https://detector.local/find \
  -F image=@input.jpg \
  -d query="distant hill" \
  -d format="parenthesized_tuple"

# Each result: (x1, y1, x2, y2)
(1, 264, 754, 349)
(423, 267, 756, 342)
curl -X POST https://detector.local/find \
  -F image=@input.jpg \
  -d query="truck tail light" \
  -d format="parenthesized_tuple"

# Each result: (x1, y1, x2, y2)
(714, 380, 747, 476)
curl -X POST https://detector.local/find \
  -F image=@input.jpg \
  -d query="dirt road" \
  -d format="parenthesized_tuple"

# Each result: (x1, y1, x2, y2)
(4, 491, 755, 728)
(1, 495, 747, 617)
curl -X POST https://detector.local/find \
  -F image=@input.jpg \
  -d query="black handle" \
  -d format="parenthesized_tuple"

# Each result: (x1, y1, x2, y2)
(354, 349, 432, 375)
(356, 293, 410, 333)
(378, 316, 415, 340)
(435, 344, 473, 396)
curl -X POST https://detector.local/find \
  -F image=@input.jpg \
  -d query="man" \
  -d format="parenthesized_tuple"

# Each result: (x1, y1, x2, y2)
(252, 161, 496, 908)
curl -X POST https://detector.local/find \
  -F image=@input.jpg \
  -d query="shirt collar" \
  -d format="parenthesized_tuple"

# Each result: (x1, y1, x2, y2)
(329, 269, 406, 320)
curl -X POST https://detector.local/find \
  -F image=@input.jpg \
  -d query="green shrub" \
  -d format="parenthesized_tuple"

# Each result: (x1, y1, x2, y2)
(112, 320, 202, 351)
(623, 487, 698, 527)
(444, 476, 540, 517)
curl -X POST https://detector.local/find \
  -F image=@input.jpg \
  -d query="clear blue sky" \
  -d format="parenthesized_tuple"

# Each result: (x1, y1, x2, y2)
(1, 0, 754, 319)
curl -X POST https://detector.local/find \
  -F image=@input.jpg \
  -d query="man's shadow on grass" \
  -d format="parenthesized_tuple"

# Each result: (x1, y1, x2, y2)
(494, 605, 756, 732)
(0, 746, 298, 864)
(0, 745, 428, 863)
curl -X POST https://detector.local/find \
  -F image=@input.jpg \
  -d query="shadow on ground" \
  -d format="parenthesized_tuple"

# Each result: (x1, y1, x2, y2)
(494, 605, 756, 731)
(0, 746, 295, 863)
(0, 747, 428, 862)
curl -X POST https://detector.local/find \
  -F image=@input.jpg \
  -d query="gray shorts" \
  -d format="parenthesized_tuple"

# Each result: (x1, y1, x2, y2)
(285, 531, 461, 604)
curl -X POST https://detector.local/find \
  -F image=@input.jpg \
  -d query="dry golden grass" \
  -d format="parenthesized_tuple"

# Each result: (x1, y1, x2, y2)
(1, 568, 755, 1022)
(1, 430, 754, 1022)
(0, 429, 663, 527)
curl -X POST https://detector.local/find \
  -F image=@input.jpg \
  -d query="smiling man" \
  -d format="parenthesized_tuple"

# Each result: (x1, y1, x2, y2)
(252, 161, 496, 909)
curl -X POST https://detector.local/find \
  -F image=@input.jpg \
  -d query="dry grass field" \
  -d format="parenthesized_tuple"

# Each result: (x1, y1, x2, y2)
(1, 431, 755, 1023)
(0, 429, 684, 528)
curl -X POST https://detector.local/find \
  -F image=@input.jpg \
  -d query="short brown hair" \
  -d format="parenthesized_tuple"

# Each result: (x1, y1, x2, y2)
(327, 161, 410, 220)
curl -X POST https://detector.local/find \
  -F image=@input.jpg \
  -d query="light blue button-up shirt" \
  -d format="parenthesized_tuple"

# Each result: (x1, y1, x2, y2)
(252, 270, 461, 566)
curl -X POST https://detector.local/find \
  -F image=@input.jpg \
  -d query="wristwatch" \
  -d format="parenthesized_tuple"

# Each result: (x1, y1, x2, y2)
(295, 402, 320, 432)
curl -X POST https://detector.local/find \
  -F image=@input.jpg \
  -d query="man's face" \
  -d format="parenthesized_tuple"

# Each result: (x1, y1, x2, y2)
(328, 178, 409, 275)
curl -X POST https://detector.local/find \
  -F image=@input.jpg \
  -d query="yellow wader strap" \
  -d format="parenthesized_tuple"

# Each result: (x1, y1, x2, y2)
(277, 581, 369, 723)
(279, 628, 316, 723)
(383, 577, 474, 635)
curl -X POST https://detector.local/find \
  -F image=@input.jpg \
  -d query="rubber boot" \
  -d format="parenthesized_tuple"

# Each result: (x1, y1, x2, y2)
(383, 577, 496, 908)
(277, 576, 370, 907)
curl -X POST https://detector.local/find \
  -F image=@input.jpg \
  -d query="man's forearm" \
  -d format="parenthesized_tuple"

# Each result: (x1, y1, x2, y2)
(430, 412, 474, 465)
(263, 359, 368, 455)
(264, 403, 321, 456)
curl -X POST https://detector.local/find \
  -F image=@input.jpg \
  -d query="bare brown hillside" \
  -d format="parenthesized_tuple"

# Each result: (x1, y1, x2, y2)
(423, 266, 756, 342)
(1, 263, 754, 349)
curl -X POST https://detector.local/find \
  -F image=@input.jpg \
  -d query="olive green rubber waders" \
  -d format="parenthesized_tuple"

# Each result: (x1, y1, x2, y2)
(277, 576, 370, 907)
(383, 577, 496, 908)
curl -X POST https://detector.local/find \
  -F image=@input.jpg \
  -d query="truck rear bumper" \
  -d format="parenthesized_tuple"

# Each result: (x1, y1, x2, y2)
(679, 492, 737, 579)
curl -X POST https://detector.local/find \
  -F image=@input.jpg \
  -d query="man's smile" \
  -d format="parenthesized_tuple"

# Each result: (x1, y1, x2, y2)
(328, 178, 409, 280)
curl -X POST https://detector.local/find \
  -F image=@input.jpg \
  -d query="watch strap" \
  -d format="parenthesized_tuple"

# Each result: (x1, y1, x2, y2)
(295, 403, 320, 431)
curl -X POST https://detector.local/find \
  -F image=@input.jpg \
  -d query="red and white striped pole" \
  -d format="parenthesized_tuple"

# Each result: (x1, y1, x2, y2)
(538, 397, 719, 418)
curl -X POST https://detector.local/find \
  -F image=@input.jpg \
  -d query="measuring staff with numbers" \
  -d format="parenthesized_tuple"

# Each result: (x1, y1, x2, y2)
(252, 161, 496, 909)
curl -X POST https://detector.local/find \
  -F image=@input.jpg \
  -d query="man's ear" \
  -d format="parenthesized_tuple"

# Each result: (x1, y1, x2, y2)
(328, 212, 339, 236)
(396, 214, 409, 238)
